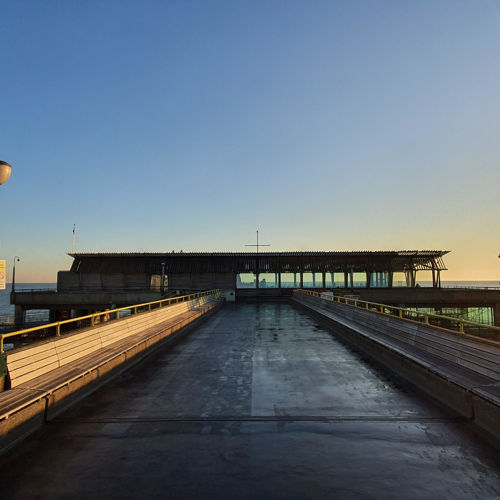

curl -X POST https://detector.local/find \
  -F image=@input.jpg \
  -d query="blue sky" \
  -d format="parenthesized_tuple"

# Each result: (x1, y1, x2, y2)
(1, 0, 499, 281)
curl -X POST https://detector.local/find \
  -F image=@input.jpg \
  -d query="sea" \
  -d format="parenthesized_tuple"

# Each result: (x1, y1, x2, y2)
(0, 283, 56, 325)
(0, 281, 498, 325)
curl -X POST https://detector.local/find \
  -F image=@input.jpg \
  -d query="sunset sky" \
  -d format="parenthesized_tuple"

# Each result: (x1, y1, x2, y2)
(1, 0, 499, 282)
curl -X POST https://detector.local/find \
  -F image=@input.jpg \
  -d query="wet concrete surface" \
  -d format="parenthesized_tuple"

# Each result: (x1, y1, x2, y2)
(1, 303, 499, 499)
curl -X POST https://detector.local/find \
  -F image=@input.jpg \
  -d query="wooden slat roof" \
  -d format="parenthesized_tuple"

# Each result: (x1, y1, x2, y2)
(69, 250, 448, 258)
(68, 250, 449, 274)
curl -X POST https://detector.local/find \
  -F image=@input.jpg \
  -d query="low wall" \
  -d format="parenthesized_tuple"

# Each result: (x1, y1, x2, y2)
(292, 293, 500, 445)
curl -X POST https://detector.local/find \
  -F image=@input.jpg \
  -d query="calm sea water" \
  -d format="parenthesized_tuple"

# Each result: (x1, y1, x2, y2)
(0, 283, 56, 322)
(0, 281, 498, 323)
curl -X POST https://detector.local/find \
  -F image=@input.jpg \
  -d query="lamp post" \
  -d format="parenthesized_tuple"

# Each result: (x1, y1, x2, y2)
(12, 256, 20, 293)
(161, 262, 166, 295)
(1, 161, 13, 295)
(0, 161, 12, 185)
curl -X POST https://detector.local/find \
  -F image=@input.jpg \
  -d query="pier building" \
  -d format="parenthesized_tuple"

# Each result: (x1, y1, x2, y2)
(8, 249, 445, 320)
(9, 249, 500, 326)
(62, 249, 449, 291)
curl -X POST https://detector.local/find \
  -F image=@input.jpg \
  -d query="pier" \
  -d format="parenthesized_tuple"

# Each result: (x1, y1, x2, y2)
(1, 300, 499, 498)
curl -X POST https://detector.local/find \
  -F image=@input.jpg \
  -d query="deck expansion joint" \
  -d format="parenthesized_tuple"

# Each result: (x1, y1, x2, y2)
(51, 415, 469, 424)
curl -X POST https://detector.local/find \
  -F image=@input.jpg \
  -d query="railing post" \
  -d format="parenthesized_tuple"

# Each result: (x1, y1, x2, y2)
(460, 321, 464, 334)
(0, 336, 3, 354)
(399, 309, 403, 319)
(91, 315, 95, 327)
(425, 315, 429, 325)
(56, 322, 61, 337)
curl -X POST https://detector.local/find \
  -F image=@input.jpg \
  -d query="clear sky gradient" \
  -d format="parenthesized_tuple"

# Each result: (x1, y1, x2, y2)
(1, 0, 499, 282)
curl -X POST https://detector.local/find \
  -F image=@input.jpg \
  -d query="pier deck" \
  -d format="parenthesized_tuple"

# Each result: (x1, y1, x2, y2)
(1, 303, 499, 498)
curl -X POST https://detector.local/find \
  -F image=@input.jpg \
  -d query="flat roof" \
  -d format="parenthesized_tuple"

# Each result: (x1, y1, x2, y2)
(69, 250, 449, 258)
(68, 250, 449, 274)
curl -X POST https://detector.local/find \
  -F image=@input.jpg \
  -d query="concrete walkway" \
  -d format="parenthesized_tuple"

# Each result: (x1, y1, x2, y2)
(1, 303, 499, 499)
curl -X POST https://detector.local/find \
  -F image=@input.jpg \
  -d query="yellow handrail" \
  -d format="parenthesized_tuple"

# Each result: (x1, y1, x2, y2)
(293, 289, 500, 340)
(0, 289, 221, 354)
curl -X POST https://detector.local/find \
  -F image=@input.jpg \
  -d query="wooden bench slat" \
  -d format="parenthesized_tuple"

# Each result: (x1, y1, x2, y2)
(6, 342, 58, 362)
(7, 348, 58, 369)
(11, 361, 61, 387)
(9, 354, 60, 377)
(57, 342, 103, 364)
(55, 335, 102, 353)
(0, 388, 46, 419)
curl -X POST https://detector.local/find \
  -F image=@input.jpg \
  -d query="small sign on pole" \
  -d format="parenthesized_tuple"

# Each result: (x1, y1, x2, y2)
(0, 260, 6, 290)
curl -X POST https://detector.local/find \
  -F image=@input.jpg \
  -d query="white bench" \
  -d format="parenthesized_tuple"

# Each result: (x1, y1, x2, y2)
(0, 295, 219, 424)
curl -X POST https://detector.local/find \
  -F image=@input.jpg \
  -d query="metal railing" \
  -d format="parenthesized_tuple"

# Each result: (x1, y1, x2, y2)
(441, 285, 500, 290)
(10, 287, 165, 294)
(294, 289, 500, 341)
(0, 289, 221, 353)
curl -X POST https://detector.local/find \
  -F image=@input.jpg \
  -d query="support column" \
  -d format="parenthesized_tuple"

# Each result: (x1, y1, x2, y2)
(349, 270, 354, 289)
(388, 271, 393, 288)
(300, 272, 303, 288)
(255, 256, 259, 290)
(366, 271, 371, 289)
(344, 271, 348, 289)
(322, 272, 326, 288)
(493, 303, 500, 327)
(14, 305, 25, 328)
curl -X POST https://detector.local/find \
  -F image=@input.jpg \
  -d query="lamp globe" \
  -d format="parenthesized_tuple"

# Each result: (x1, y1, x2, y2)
(0, 161, 12, 185)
